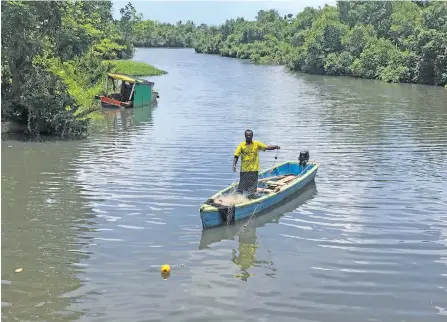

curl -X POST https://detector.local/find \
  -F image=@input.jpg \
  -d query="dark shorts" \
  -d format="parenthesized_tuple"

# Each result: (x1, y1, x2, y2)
(237, 171, 259, 196)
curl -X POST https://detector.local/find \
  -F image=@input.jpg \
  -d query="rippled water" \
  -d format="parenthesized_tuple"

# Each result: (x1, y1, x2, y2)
(2, 48, 447, 322)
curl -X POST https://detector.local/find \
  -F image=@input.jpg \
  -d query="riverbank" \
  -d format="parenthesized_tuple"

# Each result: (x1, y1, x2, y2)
(1, 59, 167, 138)
(194, 50, 447, 88)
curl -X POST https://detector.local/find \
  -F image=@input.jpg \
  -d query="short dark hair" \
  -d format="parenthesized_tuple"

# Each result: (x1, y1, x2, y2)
(245, 129, 253, 135)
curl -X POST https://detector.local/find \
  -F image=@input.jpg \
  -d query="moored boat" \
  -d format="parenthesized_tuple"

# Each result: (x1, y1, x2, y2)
(96, 73, 158, 108)
(199, 151, 319, 229)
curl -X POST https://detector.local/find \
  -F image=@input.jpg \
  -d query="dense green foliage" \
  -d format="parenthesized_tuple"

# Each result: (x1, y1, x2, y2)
(192, 1, 447, 86)
(1, 1, 163, 138)
(130, 1, 445, 87)
(114, 3, 197, 48)
(133, 20, 198, 48)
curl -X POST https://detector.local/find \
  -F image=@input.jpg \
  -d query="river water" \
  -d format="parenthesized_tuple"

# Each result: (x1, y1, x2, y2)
(2, 48, 447, 322)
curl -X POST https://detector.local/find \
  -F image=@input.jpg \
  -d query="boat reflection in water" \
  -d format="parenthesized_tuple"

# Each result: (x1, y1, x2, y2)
(199, 182, 317, 281)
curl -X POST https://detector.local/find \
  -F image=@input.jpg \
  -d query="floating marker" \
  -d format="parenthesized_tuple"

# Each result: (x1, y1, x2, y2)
(161, 264, 171, 273)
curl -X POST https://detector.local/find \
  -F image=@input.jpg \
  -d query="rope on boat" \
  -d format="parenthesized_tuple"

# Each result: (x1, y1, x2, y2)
(267, 148, 280, 175)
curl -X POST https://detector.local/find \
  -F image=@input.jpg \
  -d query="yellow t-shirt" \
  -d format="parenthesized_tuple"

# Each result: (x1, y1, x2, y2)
(234, 140, 267, 172)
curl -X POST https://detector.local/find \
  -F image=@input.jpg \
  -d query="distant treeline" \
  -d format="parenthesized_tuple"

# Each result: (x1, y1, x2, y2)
(130, 1, 447, 87)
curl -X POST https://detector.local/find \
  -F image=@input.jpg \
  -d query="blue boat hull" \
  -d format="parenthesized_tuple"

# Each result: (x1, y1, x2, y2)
(199, 161, 319, 229)
(199, 182, 317, 249)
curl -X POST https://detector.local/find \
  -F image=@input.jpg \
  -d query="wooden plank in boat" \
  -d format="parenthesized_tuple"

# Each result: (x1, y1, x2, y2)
(277, 175, 297, 183)
(258, 175, 286, 182)
(266, 175, 296, 186)
(256, 188, 273, 193)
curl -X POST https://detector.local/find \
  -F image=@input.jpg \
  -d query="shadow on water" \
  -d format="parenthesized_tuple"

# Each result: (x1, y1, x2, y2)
(199, 183, 317, 281)
(1, 130, 89, 143)
(2, 102, 157, 142)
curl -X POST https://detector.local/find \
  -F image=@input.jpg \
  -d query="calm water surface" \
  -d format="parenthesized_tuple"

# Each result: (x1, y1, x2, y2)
(2, 48, 447, 322)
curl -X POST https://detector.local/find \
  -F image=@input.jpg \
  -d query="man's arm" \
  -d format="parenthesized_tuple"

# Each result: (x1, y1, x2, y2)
(257, 141, 280, 151)
(265, 145, 280, 151)
(233, 156, 239, 172)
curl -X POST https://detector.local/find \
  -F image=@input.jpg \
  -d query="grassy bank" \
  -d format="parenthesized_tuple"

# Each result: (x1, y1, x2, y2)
(106, 60, 167, 76)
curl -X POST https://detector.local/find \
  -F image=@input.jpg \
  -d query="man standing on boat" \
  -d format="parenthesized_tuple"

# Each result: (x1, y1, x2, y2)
(232, 129, 280, 198)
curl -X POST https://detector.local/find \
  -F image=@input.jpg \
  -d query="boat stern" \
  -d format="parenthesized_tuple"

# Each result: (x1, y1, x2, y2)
(199, 203, 222, 229)
(152, 90, 159, 101)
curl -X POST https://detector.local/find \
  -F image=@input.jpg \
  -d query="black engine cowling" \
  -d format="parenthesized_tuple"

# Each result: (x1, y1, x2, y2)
(299, 150, 309, 166)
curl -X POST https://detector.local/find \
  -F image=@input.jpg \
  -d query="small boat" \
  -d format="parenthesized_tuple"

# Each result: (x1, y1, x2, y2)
(96, 73, 159, 108)
(200, 151, 319, 229)
(199, 182, 317, 249)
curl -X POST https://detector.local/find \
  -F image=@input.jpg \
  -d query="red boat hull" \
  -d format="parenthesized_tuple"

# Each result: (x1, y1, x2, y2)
(99, 96, 133, 108)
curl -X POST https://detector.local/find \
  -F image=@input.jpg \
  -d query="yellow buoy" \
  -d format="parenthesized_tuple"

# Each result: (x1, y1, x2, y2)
(161, 264, 171, 274)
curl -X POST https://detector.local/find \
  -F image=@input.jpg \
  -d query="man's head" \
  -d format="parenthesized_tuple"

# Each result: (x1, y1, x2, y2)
(245, 129, 253, 143)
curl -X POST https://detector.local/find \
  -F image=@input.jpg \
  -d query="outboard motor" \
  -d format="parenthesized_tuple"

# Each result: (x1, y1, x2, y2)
(299, 150, 310, 166)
